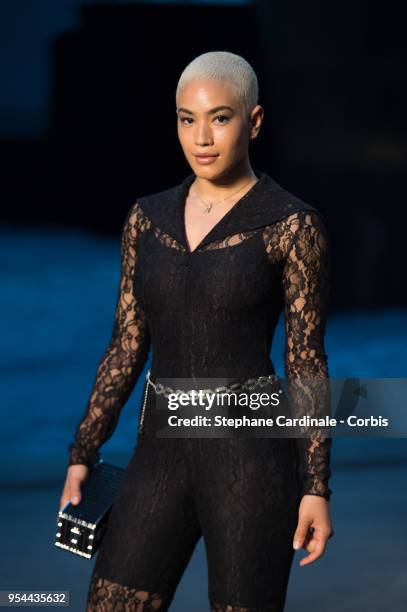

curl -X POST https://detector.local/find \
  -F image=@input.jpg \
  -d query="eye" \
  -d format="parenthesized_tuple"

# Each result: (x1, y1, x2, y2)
(179, 116, 193, 125)
(178, 115, 231, 125)
(214, 115, 230, 124)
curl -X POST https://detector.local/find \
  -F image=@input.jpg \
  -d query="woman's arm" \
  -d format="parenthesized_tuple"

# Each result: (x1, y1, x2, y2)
(67, 202, 151, 469)
(281, 210, 333, 501)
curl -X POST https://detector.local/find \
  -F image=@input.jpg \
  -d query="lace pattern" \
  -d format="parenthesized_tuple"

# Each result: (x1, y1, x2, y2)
(211, 603, 282, 612)
(67, 175, 332, 503)
(264, 211, 332, 500)
(68, 203, 152, 468)
(86, 572, 166, 611)
(85, 574, 282, 611)
(67, 174, 333, 611)
(84, 433, 297, 611)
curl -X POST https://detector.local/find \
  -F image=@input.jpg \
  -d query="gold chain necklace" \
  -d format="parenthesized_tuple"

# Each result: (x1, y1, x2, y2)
(191, 177, 256, 214)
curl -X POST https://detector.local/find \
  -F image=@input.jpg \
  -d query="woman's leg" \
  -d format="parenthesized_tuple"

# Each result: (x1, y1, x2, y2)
(86, 437, 202, 611)
(187, 437, 300, 612)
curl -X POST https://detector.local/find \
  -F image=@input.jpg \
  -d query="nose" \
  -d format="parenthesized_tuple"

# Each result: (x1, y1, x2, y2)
(194, 120, 213, 146)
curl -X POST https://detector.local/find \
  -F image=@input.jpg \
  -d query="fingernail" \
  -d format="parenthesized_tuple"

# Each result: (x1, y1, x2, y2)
(72, 496, 79, 503)
(293, 541, 300, 550)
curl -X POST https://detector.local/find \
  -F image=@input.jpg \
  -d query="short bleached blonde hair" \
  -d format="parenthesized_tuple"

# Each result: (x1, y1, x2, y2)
(175, 50, 259, 117)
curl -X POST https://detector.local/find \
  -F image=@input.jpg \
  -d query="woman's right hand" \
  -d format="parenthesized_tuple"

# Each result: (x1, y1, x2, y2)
(59, 464, 90, 512)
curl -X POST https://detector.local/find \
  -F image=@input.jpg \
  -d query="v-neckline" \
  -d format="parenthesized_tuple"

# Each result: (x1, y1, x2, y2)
(181, 170, 263, 254)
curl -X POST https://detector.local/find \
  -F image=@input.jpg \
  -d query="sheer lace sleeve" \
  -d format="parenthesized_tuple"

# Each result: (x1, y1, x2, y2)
(67, 202, 151, 469)
(281, 210, 332, 501)
(264, 209, 333, 501)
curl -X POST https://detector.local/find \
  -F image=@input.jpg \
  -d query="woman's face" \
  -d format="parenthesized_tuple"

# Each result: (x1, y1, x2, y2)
(176, 78, 260, 178)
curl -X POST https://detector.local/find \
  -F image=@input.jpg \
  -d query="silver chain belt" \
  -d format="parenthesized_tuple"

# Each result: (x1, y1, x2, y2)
(138, 369, 278, 434)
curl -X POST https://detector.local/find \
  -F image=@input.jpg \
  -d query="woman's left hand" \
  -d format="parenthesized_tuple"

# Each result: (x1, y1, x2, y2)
(292, 494, 334, 566)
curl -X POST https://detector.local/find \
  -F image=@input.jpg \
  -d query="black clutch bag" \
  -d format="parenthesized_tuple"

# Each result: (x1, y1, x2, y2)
(55, 459, 125, 559)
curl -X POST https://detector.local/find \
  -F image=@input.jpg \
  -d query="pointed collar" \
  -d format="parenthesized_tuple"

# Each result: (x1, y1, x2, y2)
(136, 168, 317, 252)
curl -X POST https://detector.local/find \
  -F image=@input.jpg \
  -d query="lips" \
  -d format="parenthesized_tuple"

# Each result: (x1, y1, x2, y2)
(194, 154, 219, 165)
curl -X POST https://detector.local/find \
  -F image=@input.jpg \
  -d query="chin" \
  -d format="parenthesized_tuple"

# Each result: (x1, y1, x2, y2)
(190, 162, 226, 180)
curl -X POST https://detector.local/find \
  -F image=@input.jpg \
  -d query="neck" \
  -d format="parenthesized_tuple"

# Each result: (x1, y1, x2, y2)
(192, 157, 258, 200)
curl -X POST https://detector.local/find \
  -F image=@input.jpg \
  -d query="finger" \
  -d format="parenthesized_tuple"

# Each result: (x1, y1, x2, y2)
(314, 526, 332, 547)
(59, 497, 66, 512)
(299, 533, 327, 566)
(58, 483, 70, 511)
(303, 531, 315, 552)
(57, 494, 70, 519)
(293, 520, 311, 550)
(69, 481, 82, 505)
(304, 535, 317, 554)
(299, 544, 324, 566)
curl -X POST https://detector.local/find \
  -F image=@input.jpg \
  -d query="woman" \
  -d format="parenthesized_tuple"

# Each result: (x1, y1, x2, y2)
(60, 50, 334, 611)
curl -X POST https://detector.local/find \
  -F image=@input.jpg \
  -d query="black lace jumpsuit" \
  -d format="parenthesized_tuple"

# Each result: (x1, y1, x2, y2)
(67, 170, 333, 611)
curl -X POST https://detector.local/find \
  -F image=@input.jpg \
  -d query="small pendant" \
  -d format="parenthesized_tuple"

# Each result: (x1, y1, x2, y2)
(204, 202, 213, 213)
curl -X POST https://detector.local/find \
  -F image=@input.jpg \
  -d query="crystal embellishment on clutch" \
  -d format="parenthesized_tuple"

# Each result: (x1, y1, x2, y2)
(54, 460, 125, 559)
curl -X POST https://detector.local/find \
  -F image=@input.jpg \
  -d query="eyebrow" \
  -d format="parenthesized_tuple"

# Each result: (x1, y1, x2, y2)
(176, 105, 235, 115)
